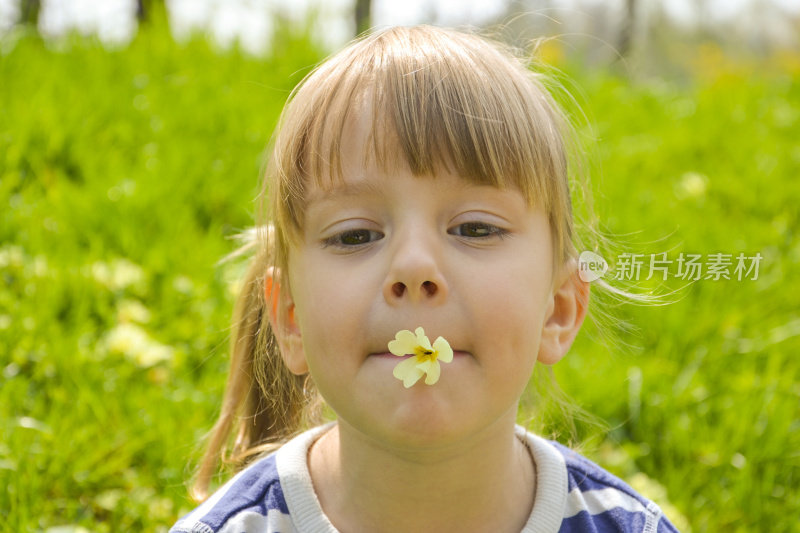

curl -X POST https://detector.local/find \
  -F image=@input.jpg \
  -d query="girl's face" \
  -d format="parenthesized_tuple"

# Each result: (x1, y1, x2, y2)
(281, 113, 563, 449)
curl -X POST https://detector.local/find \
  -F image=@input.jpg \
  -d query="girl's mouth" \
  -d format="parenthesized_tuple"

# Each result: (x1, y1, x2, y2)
(369, 351, 470, 358)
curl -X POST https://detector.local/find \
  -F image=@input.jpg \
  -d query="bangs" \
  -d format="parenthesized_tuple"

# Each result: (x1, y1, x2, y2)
(266, 25, 574, 266)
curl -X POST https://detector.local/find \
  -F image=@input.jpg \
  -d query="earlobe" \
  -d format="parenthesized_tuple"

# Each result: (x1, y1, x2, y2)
(537, 260, 590, 365)
(264, 267, 308, 375)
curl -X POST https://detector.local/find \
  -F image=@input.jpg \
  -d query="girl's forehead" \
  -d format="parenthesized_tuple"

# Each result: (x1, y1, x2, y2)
(304, 148, 529, 216)
(338, 104, 388, 168)
(309, 106, 400, 188)
(308, 165, 504, 201)
(312, 104, 474, 196)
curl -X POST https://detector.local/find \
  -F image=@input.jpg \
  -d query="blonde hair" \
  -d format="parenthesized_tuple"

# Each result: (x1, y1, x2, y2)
(192, 25, 589, 500)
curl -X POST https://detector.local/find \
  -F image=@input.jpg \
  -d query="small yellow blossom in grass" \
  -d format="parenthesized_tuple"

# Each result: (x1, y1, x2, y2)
(105, 323, 174, 367)
(388, 327, 453, 388)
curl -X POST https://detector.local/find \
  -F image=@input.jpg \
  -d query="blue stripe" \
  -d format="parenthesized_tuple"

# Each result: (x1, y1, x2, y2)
(559, 508, 650, 533)
(550, 440, 652, 505)
(199, 454, 289, 530)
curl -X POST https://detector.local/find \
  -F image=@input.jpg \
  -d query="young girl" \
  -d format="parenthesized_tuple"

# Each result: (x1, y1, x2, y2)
(171, 25, 678, 533)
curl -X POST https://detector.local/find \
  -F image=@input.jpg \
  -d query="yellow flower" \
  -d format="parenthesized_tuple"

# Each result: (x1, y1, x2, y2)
(388, 327, 453, 388)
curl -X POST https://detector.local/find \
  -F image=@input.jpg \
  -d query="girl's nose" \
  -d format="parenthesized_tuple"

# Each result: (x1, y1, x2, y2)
(383, 232, 448, 306)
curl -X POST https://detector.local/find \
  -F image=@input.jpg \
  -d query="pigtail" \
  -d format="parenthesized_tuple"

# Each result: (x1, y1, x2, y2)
(190, 228, 322, 502)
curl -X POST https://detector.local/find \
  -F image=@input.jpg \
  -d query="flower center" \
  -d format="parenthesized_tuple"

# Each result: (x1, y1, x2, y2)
(415, 347, 435, 361)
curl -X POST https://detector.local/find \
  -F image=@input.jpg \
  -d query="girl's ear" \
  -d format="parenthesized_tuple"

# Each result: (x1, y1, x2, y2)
(265, 267, 309, 375)
(538, 260, 590, 365)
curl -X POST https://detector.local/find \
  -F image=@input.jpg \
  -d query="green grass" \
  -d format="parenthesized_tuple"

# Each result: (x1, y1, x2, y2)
(553, 57, 800, 531)
(2, 25, 798, 532)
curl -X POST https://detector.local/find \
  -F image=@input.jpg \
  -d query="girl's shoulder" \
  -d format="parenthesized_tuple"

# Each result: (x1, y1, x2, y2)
(169, 424, 333, 533)
(169, 452, 289, 533)
(537, 435, 681, 533)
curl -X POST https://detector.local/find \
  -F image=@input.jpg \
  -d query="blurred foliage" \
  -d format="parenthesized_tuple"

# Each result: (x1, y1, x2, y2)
(536, 37, 800, 533)
(0, 21, 325, 532)
(1, 19, 799, 533)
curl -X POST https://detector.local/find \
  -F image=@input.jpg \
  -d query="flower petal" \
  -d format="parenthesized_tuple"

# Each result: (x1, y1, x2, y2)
(403, 374, 423, 389)
(392, 356, 418, 378)
(424, 361, 441, 385)
(393, 357, 424, 388)
(403, 371, 424, 388)
(414, 327, 432, 351)
(415, 359, 432, 374)
(432, 336, 453, 363)
(388, 329, 418, 356)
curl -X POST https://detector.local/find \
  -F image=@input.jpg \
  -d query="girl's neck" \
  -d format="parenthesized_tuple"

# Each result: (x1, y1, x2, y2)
(308, 412, 536, 533)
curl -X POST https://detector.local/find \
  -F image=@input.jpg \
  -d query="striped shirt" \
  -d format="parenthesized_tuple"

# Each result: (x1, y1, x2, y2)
(171, 424, 679, 533)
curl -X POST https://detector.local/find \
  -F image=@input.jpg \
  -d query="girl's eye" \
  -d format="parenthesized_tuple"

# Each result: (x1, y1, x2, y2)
(449, 222, 508, 239)
(324, 229, 384, 248)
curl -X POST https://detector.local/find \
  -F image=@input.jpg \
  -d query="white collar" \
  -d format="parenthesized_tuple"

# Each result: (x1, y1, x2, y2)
(276, 422, 568, 533)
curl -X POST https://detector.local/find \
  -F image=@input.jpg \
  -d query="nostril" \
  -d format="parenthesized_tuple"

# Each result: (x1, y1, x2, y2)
(392, 282, 406, 298)
(422, 281, 437, 296)
(389, 281, 439, 299)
